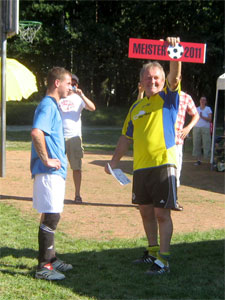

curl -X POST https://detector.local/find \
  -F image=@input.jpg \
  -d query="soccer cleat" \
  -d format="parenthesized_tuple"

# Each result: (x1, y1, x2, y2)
(146, 259, 170, 275)
(194, 160, 201, 166)
(35, 263, 65, 280)
(51, 258, 73, 272)
(133, 250, 156, 264)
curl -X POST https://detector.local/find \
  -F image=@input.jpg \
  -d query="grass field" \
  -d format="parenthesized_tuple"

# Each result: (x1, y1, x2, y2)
(1, 129, 224, 299)
(6, 125, 224, 152)
(0, 203, 224, 300)
(6, 127, 124, 152)
(6, 127, 193, 153)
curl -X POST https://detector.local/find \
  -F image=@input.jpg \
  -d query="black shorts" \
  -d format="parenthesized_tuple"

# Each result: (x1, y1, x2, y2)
(132, 165, 177, 209)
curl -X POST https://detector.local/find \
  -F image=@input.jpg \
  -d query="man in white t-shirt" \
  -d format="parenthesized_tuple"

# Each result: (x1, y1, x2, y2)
(59, 74, 96, 202)
(192, 96, 212, 165)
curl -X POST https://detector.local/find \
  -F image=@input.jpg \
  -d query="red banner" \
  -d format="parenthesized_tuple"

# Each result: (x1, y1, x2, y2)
(128, 38, 206, 64)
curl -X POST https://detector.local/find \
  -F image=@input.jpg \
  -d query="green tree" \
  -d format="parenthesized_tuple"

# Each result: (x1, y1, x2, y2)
(7, 0, 224, 111)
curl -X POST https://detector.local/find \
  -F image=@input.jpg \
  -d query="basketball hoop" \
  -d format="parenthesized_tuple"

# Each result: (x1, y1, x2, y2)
(19, 21, 42, 43)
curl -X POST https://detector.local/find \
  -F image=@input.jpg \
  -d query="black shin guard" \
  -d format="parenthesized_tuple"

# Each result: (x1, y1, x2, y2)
(38, 213, 60, 268)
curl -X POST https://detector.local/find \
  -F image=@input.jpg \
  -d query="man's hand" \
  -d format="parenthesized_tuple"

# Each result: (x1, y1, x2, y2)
(45, 158, 61, 169)
(137, 82, 145, 100)
(166, 36, 180, 47)
(104, 161, 118, 174)
(75, 88, 84, 98)
(75, 88, 96, 111)
(179, 126, 191, 140)
(179, 112, 200, 140)
(104, 163, 111, 174)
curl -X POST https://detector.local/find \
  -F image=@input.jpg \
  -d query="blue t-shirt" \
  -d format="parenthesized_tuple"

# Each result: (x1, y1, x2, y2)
(30, 96, 67, 179)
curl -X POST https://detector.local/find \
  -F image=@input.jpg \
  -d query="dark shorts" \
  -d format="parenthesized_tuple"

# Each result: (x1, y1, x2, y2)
(132, 165, 177, 209)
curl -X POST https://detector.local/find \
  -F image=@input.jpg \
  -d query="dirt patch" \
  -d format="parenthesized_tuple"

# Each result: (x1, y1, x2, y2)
(0, 151, 224, 240)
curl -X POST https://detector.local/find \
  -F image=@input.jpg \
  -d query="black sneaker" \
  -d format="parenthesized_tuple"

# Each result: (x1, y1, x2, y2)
(146, 259, 170, 275)
(133, 250, 156, 264)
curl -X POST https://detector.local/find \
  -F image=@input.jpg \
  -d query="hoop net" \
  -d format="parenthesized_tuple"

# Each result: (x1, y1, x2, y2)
(19, 21, 42, 43)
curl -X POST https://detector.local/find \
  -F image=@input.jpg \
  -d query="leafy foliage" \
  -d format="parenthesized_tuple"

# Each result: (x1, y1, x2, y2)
(7, 0, 224, 108)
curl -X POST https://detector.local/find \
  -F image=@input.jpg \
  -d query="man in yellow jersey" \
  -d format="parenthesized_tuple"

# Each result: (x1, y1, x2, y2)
(105, 37, 181, 275)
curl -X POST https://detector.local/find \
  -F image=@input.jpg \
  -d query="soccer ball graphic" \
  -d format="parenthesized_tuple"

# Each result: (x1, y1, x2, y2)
(167, 43, 184, 59)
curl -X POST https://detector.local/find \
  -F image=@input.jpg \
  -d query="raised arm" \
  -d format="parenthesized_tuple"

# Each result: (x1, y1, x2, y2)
(166, 37, 182, 90)
(76, 88, 96, 111)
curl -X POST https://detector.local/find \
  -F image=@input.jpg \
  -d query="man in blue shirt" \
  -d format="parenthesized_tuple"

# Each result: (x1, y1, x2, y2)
(31, 67, 72, 281)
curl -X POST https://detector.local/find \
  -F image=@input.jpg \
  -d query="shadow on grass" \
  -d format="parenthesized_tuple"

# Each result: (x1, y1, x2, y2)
(0, 238, 224, 299)
(0, 247, 37, 274)
(0, 195, 137, 208)
(0, 195, 32, 202)
(181, 158, 224, 194)
(90, 155, 225, 195)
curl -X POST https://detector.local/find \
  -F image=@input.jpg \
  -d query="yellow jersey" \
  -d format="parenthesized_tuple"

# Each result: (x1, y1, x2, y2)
(122, 81, 181, 171)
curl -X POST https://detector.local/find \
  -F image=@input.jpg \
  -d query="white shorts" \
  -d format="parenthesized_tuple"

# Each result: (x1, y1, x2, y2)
(176, 144, 183, 187)
(33, 174, 65, 213)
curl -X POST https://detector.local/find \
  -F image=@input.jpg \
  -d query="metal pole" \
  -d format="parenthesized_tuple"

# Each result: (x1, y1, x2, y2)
(0, 0, 7, 177)
(210, 89, 218, 170)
